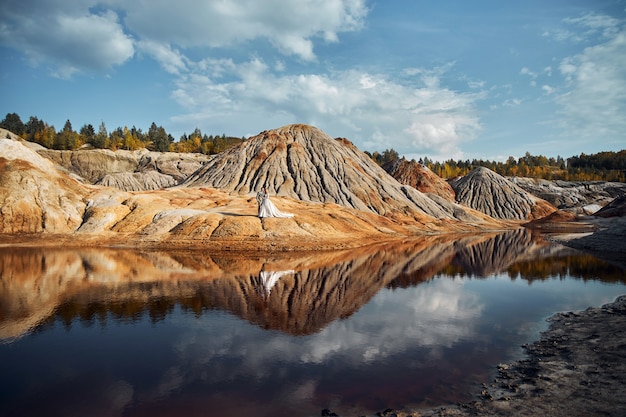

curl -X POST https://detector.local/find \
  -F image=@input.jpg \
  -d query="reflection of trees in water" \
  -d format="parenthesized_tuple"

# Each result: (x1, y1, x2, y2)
(508, 253, 626, 283)
(1, 231, 623, 340)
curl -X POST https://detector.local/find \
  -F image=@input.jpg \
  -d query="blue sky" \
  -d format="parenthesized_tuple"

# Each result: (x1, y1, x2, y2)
(1, 0, 625, 161)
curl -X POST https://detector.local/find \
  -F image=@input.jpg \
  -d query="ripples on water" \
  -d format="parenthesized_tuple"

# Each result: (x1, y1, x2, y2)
(1, 229, 625, 417)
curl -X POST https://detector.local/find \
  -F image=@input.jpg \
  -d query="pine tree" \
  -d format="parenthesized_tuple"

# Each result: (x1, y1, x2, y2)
(0, 112, 25, 135)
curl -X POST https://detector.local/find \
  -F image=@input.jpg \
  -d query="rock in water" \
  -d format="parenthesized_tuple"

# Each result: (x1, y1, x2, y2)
(450, 166, 556, 220)
(183, 124, 472, 219)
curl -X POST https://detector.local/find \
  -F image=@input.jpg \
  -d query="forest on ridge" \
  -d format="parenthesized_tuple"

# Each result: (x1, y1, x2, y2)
(2, 112, 625, 182)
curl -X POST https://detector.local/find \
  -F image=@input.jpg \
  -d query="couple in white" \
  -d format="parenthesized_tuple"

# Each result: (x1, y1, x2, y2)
(256, 187, 294, 218)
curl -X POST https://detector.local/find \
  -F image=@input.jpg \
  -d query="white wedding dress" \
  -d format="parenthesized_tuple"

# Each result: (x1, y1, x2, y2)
(258, 270, 294, 295)
(257, 191, 294, 218)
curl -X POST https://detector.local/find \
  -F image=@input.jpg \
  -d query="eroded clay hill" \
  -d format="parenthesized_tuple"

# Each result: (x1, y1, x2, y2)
(0, 139, 88, 233)
(183, 124, 481, 221)
(450, 166, 557, 220)
(382, 157, 456, 201)
(38, 147, 212, 191)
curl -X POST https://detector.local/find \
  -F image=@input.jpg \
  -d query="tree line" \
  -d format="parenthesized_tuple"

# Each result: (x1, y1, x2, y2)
(368, 149, 626, 182)
(2, 112, 624, 182)
(0, 112, 244, 154)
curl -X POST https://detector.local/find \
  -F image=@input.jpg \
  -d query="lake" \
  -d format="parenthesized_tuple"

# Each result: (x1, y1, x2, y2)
(1, 229, 625, 417)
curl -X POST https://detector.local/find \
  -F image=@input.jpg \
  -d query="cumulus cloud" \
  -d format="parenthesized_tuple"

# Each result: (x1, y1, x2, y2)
(0, 0, 481, 158)
(170, 58, 482, 159)
(109, 0, 368, 61)
(0, 3, 134, 78)
(137, 40, 188, 75)
(0, 0, 367, 75)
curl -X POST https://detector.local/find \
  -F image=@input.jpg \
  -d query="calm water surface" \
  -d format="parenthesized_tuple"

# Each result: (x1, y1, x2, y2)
(1, 230, 625, 417)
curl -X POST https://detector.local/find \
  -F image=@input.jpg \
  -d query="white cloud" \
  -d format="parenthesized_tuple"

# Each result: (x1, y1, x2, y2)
(137, 40, 187, 75)
(502, 98, 522, 107)
(170, 58, 483, 158)
(564, 13, 621, 39)
(0, 6, 134, 78)
(520, 67, 538, 78)
(0, 0, 367, 75)
(111, 0, 368, 62)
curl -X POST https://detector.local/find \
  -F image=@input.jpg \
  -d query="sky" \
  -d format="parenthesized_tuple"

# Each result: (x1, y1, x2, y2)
(1, 0, 625, 162)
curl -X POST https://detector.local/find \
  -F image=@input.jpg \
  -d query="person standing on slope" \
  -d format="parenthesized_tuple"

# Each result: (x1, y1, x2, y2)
(256, 186, 294, 218)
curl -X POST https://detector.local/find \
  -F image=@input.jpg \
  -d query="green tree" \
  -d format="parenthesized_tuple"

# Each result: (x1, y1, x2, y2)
(53, 119, 81, 150)
(90, 121, 108, 148)
(25, 116, 45, 142)
(0, 112, 25, 136)
(148, 122, 171, 152)
(79, 124, 95, 145)
(381, 149, 399, 165)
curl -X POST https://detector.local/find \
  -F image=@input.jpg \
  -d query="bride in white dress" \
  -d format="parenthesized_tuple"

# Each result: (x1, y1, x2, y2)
(256, 187, 294, 218)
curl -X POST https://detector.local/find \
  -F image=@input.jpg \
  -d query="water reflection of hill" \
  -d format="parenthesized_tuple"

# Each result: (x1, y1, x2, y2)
(1, 230, 623, 341)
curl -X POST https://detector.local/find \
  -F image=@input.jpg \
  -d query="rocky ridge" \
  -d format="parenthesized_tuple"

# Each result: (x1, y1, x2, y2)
(510, 176, 626, 214)
(0, 139, 88, 233)
(590, 193, 626, 217)
(37, 147, 212, 191)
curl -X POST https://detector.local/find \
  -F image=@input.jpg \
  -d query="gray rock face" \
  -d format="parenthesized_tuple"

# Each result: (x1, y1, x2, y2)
(510, 177, 626, 213)
(451, 167, 556, 220)
(184, 124, 475, 219)
(37, 148, 212, 191)
(595, 194, 626, 217)
(97, 171, 178, 191)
